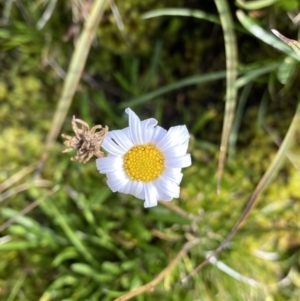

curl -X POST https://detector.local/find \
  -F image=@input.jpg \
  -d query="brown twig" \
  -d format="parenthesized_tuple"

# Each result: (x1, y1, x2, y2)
(158, 200, 201, 222)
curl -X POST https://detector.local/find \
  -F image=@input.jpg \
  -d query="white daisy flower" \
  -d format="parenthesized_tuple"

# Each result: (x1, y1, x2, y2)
(96, 108, 191, 208)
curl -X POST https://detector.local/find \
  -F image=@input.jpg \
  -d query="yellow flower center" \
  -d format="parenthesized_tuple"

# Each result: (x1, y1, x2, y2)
(123, 144, 164, 182)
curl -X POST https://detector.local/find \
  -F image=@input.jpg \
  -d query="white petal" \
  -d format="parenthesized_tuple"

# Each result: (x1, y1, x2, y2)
(155, 177, 180, 198)
(157, 125, 189, 151)
(151, 126, 167, 144)
(102, 134, 125, 156)
(162, 169, 183, 185)
(125, 108, 143, 145)
(96, 156, 123, 173)
(157, 192, 173, 201)
(109, 129, 134, 151)
(163, 141, 189, 158)
(141, 118, 158, 129)
(140, 119, 157, 143)
(135, 182, 145, 200)
(106, 175, 130, 192)
(165, 154, 191, 168)
(118, 180, 133, 194)
(144, 183, 158, 208)
(119, 181, 145, 200)
(106, 169, 128, 182)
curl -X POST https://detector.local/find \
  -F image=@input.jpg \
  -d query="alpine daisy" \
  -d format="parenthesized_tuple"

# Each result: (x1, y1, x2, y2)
(96, 108, 191, 208)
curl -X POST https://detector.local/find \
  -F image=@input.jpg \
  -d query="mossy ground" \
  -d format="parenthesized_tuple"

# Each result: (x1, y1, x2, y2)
(0, 1, 300, 300)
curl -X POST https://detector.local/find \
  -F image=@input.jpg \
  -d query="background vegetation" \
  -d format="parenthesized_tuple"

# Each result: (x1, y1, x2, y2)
(0, 0, 300, 300)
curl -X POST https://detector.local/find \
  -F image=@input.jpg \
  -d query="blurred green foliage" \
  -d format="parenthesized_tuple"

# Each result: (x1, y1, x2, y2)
(0, 0, 300, 300)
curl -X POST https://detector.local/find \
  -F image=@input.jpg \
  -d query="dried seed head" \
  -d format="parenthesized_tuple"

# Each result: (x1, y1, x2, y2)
(62, 116, 108, 163)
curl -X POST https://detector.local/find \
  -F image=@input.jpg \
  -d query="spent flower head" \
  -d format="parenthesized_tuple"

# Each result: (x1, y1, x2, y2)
(62, 116, 108, 163)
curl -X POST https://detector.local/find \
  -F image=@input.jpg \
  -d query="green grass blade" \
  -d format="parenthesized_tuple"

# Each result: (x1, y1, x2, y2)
(256, 89, 269, 130)
(142, 8, 221, 25)
(190, 110, 217, 134)
(71, 263, 115, 283)
(140, 40, 162, 92)
(52, 247, 79, 267)
(214, 0, 238, 192)
(121, 61, 277, 136)
(236, 10, 300, 61)
(7, 273, 26, 301)
(228, 83, 252, 160)
(41, 200, 96, 265)
(235, 62, 281, 87)
(94, 93, 124, 127)
(120, 71, 226, 108)
(236, 0, 282, 10)
(36, 0, 108, 176)
(0, 241, 40, 250)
